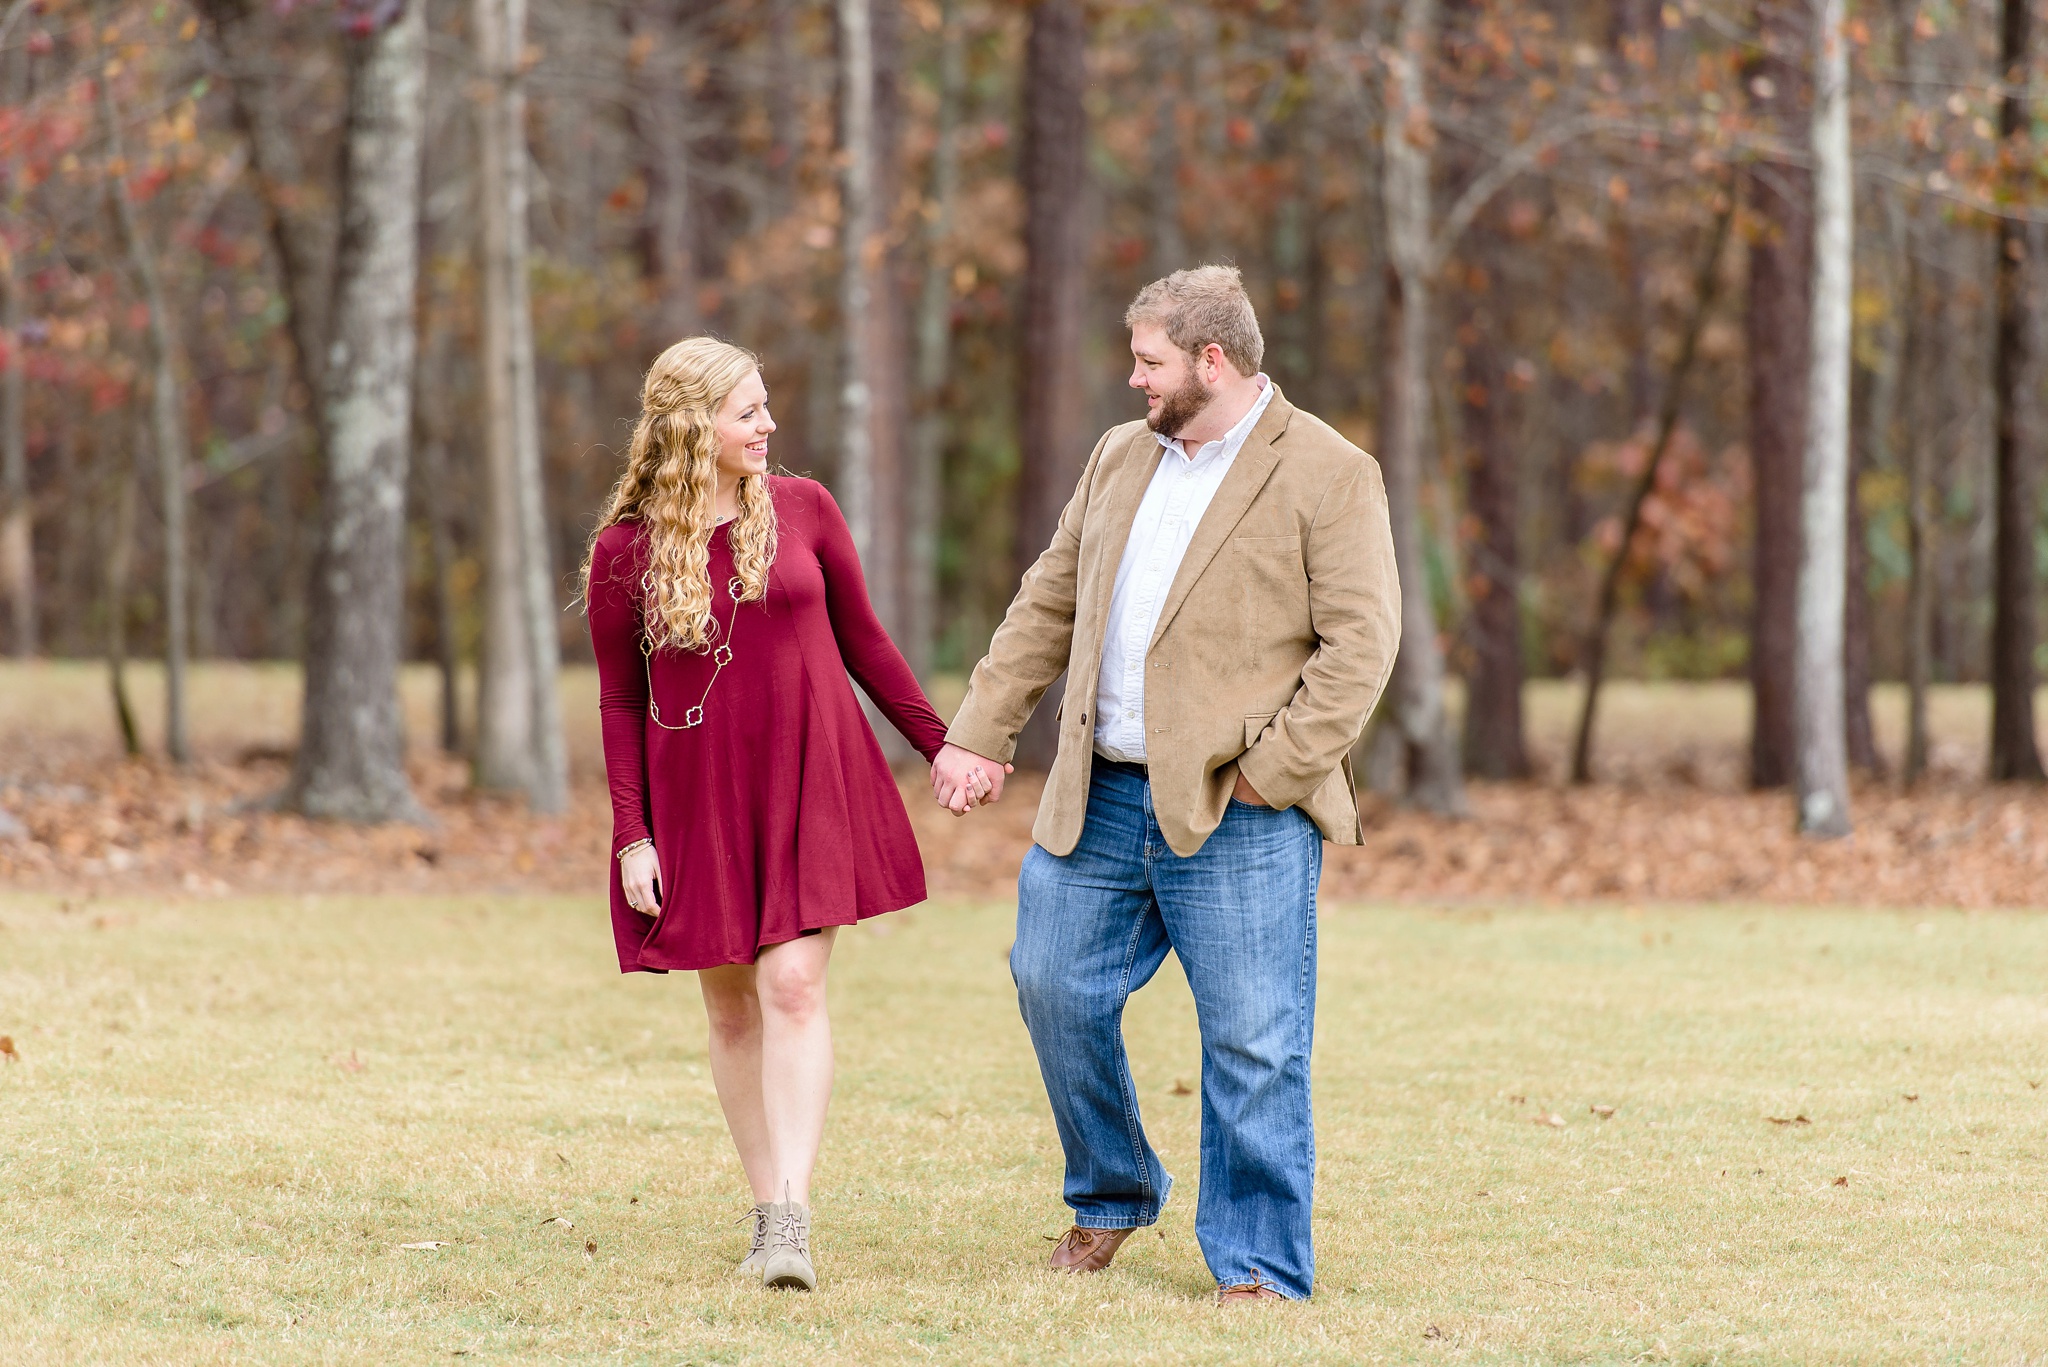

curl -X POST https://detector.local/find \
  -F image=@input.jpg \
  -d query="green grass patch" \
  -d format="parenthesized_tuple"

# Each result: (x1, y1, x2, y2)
(2, 895, 2045, 1363)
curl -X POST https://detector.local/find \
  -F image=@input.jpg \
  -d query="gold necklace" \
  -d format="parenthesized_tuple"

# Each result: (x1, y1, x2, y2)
(645, 574, 747, 730)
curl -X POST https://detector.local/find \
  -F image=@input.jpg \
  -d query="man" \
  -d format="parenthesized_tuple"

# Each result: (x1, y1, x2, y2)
(930, 266, 1401, 1302)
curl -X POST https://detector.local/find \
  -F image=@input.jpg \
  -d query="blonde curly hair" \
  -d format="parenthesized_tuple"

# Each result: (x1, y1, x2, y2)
(584, 337, 778, 653)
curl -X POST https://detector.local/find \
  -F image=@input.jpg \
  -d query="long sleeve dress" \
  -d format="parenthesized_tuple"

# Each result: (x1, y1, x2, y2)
(586, 476, 949, 972)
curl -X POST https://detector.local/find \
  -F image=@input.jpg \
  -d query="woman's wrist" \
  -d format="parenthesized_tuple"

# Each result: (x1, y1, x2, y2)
(615, 837, 654, 863)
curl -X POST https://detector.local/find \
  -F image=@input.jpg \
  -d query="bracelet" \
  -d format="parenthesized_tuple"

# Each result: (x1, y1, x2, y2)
(615, 838, 653, 863)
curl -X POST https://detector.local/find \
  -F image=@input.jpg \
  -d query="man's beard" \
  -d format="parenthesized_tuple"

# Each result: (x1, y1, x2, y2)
(1146, 367, 1213, 437)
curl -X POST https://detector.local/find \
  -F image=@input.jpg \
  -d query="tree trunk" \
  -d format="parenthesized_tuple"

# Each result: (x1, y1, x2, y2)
(1744, 21, 1812, 790)
(102, 78, 190, 764)
(1901, 247, 1932, 783)
(192, 0, 339, 408)
(1368, 0, 1465, 815)
(907, 0, 964, 683)
(473, 0, 566, 812)
(1990, 0, 2045, 782)
(1793, 0, 1853, 838)
(107, 412, 143, 759)
(0, 230, 29, 658)
(1843, 421, 1881, 771)
(286, 0, 427, 823)
(1013, 0, 1089, 769)
(0, 36, 29, 658)
(1570, 198, 1733, 783)
(624, 3, 697, 343)
(835, 0, 878, 569)
(1456, 283, 1528, 779)
(415, 303, 463, 755)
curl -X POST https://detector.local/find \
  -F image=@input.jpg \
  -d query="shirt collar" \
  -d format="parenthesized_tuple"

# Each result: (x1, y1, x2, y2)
(1157, 374, 1274, 462)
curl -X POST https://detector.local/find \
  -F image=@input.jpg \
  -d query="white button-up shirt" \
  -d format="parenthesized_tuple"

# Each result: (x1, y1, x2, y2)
(1093, 375, 1275, 764)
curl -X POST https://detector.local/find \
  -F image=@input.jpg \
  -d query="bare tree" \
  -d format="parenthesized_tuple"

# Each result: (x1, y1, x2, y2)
(907, 0, 965, 681)
(473, 0, 567, 812)
(1456, 277, 1528, 780)
(1012, 0, 1089, 769)
(0, 229, 28, 658)
(194, 0, 340, 412)
(835, 0, 878, 563)
(1571, 197, 1735, 783)
(1793, 0, 1852, 837)
(102, 77, 190, 764)
(0, 34, 26, 658)
(1990, 0, 2045, 782)
(286, 0, 428, 822)
(1746, 6, 1811, 792)
(1367, 0, 1465, 815)
(623, 2, 698, 343)
(106, 411, 144, 758)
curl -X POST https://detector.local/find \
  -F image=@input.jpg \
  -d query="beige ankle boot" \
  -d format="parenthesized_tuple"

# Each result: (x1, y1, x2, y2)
(736, 1204, 769, 1276)
(759, 1200, 815, 1290)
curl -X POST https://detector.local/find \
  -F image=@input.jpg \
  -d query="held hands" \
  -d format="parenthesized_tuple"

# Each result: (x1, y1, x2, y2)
(620, 843, 662, 916)
(931, 742, 1013, 816)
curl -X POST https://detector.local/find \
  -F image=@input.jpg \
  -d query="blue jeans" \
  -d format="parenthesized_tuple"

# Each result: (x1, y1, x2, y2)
(1011, 762, 1323, 1298)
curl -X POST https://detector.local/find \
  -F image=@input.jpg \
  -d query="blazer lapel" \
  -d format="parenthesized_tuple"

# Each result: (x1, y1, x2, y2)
(1146, 388, 1295, 649)
(1079, 426, 1164, 645)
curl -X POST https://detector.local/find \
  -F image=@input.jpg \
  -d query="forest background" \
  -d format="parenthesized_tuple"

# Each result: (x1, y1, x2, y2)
(1, 0, 2047, 852)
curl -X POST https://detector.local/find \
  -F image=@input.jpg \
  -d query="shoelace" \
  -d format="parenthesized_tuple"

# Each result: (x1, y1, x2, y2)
(734, 1206, 767, 1253)
(1221, 1269, 1278, 1296)
(772, 1207, 809, 1256)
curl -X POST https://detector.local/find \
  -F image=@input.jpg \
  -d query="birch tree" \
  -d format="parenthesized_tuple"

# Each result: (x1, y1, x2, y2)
(836, 0, 878, 567)
(286, 0, 427, 822)
(473, 0, 566, 813)
(1368, 0, 1466, 815)
(1793, 0, 1852, 837)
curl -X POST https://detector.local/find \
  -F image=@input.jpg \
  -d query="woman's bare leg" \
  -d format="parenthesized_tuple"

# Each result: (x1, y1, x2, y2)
(753, 929, 837, 1205)
(697, 964, 775, 1202)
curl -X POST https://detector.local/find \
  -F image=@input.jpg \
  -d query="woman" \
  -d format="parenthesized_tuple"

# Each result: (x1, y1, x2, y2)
(584, 337, 983, 1290)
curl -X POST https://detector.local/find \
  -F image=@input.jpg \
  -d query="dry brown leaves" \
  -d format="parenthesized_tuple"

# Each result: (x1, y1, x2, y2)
(2, 738, 2046, 909)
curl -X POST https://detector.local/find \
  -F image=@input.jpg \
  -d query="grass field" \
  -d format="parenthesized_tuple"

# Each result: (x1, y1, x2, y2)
(5, 894, 2047, 1364)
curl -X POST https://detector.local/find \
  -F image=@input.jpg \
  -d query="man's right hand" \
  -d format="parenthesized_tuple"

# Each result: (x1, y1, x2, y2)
(931, 742, 1013, 816)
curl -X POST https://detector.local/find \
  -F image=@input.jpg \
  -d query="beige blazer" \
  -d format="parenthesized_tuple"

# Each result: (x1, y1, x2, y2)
(946, 387, 1402, 857)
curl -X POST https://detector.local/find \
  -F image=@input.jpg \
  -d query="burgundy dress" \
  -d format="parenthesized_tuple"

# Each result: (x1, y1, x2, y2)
(587, 477, 948, 972)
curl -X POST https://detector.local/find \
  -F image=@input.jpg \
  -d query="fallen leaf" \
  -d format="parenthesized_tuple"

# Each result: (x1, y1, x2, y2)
(540, 1215, 574, 1229)
(1170, 1079, 1193, 1096)
(399, 1240, 451, 1251)
(584, 1240, 597, 1256)
(1766, 1114, 1812, 1126)
(1423, 1324, 1444, 1340)
(2030, 1080, 2042, 1090)
(1590, 1104, 1615, 1119)
(331, 1049, 364, 1073)
(0, 1036, 18, 1062)
(1902, 1093, 1918, 1102)
(1508, 1094, 1526, 1105)
(1832, 1176, 1849, 1187)
(1534, 1112, 1566, 1127)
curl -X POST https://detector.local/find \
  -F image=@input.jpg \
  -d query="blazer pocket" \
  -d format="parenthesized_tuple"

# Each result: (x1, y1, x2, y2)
(1245, 711, 1279, 748)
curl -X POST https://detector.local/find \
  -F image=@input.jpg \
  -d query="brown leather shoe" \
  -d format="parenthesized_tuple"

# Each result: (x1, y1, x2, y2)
(1046, 1225, 1135, 1272)
(1217, 1282, 1288, 1304)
